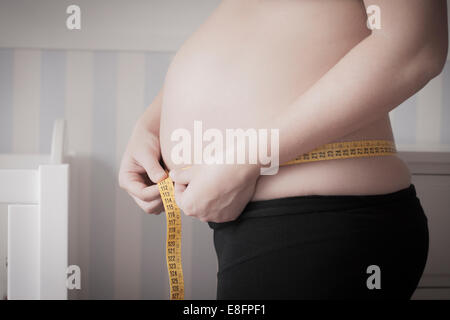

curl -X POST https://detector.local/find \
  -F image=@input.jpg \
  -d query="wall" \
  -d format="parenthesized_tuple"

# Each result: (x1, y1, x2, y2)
(0, 0, 219, 52)
(0, 0, 449, 299)
(0, 48, 222, 299)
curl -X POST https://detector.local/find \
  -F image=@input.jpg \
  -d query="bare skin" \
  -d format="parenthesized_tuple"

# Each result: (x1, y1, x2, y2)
(119, 0, 448, 222)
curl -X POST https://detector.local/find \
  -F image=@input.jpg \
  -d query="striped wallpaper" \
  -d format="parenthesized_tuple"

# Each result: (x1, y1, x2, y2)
(0, 48, 218, 300)
(0, 48, 449, 299)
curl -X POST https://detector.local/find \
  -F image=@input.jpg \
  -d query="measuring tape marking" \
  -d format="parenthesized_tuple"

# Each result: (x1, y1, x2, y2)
(157, 176, 185, 300)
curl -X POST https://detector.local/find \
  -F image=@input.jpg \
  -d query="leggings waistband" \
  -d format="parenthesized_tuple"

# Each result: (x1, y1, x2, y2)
(208, 184, 419, 229)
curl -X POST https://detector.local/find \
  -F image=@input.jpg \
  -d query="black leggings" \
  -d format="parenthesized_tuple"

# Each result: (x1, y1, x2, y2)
(208, 184, 429, 300)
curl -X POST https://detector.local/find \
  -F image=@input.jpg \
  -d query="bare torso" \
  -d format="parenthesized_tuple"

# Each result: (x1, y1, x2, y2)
(159, 0, 411, 201)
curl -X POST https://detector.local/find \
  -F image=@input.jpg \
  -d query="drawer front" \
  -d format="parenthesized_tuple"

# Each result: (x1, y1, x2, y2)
(412, 174, 450, 290)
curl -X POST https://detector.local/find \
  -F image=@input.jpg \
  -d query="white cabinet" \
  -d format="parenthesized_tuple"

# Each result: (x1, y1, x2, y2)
(0, 120, 68, 300)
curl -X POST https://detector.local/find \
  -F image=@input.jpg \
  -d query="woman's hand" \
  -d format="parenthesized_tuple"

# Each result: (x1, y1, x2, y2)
(118, 121, 167, 214)
(169, 163, 261, 223)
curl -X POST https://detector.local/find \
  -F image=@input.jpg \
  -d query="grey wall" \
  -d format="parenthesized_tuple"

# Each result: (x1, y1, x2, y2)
(0, 0, 220, 51)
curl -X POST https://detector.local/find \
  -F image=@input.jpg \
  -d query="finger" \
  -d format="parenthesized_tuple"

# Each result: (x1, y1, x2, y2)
(131, 194, 164, 215)
(120, 172, 162, 201)
(169, 167, 193, 185)
(137, 153, 167, 184)
(174, 182, 187, 193)
(173, 182, 187, 207)
(138, 184, 161, 202)
(176, 183, 199, 217)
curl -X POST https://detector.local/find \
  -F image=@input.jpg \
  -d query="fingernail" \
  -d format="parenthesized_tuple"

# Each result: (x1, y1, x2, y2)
(169, 170, 175, 179)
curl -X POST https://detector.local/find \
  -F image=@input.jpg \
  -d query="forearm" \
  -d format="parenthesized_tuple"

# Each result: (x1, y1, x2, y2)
(271, 33, 446, 165)
(136, 88, 164, 137)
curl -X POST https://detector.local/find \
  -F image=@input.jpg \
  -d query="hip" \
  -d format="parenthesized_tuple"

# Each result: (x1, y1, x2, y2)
(209, 183, 426, 231)
(252, 153, 412, 201)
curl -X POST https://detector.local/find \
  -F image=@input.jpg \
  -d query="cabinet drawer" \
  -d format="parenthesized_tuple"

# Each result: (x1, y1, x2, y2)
(411, 174, 450, 288)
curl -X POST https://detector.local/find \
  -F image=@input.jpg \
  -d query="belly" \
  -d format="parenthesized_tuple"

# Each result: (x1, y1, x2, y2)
(160, 0, 411, 199)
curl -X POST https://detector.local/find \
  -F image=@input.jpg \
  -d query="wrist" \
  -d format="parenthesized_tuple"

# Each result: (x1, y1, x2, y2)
(135, 112, 159, 137)
(131, 118, 160, 154)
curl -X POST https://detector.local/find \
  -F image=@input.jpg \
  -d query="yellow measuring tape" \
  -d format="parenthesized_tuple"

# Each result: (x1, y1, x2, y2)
(157, 139, 396, 300)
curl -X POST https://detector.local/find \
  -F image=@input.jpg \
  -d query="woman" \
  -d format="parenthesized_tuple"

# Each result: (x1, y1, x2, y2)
(119, 0, 448, 299)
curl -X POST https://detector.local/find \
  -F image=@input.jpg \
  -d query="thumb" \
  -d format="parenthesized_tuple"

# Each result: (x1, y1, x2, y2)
(173, 182, 187, 206)
(139, 153, 167, 184)
(169, 167, 193, 185)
